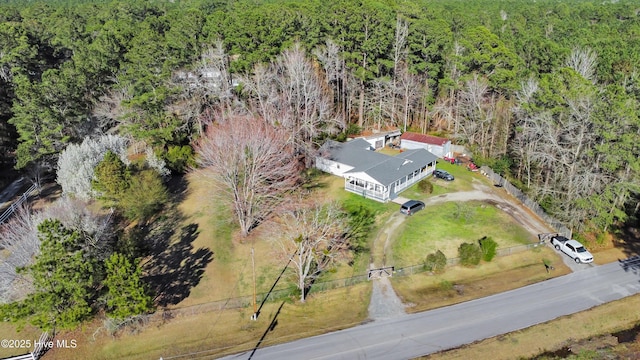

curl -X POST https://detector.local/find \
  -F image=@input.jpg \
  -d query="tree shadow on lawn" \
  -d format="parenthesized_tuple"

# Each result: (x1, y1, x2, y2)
(166, 174, 190, 205)
(142, 218, 214, 307)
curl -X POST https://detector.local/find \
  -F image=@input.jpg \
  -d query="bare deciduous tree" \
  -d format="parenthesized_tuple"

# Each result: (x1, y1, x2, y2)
(512, 77, 541, 187)
(0, 205, 39, 303)
(166, 39, 238, 138)
(193, 114, 300, 235)
(365, 77, 393, 130)
(242, 43, 344, 167)
(397, 65, 423, 132)
(455, 74, 495, 155)
(314, 39, 352, 126)
(92, 85, 132, 131)
(391, 17, 409, 126)
(270, 201, 350, 303)
(565, 47, 598, 84)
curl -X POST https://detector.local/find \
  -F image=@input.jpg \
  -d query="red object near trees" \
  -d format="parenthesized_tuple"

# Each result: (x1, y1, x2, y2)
(443, 156, 456, 164)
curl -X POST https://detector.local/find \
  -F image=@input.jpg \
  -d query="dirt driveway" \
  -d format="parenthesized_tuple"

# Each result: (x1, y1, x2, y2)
(367, 177, 580, 320)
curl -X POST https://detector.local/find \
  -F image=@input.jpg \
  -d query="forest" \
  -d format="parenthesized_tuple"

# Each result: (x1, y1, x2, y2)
(0, 0, 638, 241)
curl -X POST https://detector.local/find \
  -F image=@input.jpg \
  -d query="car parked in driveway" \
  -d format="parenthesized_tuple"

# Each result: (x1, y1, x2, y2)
(433, 169, 454, 181)
(400, 200, 425, 215)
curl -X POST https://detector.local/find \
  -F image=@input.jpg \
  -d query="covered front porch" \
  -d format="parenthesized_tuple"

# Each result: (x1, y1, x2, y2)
(394, 163, 435, 194)
(344, 162, 436, 203)
(345, 177, 390, 202)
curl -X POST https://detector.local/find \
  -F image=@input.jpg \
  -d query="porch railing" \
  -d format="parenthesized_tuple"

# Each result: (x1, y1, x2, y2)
(345, 183, 388, 202)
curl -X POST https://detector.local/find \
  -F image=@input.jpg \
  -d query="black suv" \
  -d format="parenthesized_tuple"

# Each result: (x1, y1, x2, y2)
(434, 169, 454, 181)
(400, 200, 425, 215)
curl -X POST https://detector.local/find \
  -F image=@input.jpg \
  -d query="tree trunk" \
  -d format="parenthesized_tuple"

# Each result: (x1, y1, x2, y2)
(358, 82, 365, 128)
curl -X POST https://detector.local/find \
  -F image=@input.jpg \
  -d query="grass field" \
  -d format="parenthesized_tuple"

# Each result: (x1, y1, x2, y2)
(12, 173, 378, 360)
(34, 283, 371, 360)
(393, 246, 571, 313)
(420, 293, 640, 360)
(0, 324, 41, 358)
(392, 200, 535, 267)
(1, 165, 636, 360)
(401, 161, 477, 200)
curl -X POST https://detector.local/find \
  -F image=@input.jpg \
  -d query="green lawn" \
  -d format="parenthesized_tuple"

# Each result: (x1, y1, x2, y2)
(400, 160, 480, 200)
(392, 201, 535, 267)
(432, 160, 478, 190)
(297, 174, 397, 280)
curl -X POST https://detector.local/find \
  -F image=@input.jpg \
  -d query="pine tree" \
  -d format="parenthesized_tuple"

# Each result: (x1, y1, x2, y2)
(1, 219, 97, 331)
(92, 150, 130, 203)
(103, 253, 153, 320)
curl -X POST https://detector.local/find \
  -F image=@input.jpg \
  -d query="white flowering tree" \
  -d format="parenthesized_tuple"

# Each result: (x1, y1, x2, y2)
(56, 135, 129, 200)
(145, 147, 170, 178)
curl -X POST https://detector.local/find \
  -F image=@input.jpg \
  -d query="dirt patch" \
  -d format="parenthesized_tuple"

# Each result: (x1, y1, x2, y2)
(370, 210, 407, 269)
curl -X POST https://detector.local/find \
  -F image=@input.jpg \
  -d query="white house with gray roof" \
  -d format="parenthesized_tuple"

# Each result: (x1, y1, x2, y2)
(315, 139, 438, 202)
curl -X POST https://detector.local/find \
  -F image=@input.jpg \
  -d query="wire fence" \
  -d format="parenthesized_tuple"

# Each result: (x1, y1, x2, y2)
(160, 242, 543, 318)
(479, 166, 572, 239)
(393, 242, 543, 277)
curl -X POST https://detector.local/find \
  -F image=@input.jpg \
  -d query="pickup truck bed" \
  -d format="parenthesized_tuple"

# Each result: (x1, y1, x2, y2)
(551, 235, 593, 264)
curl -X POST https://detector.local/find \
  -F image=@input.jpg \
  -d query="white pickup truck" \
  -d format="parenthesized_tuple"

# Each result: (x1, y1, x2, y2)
(550, 235, 593, 263)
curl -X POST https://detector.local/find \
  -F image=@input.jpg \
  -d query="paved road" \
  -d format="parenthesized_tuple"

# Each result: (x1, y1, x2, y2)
(222, 259, 640, 360)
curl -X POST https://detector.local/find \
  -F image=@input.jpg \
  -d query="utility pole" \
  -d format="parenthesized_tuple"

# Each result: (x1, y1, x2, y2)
(251, 247, 258, 321)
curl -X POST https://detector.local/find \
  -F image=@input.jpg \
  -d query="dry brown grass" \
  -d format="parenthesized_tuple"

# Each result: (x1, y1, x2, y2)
(42, 284, 371, 360)
(162, 173, 293, 308)
(0, 324, 41, 358)
(418, 293, 640, 360)
(393, 247, 572, 313)
(3, 172, 636, 360)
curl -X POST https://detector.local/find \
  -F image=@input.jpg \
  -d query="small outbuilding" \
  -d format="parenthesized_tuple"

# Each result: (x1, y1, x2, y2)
(351, 128, 402, 149)
(400, 132, 452, 158)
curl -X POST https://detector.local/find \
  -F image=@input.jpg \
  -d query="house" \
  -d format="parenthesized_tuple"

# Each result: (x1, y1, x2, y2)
(316, 139, 438, 202)
(400, 132, 452, 158)
(350, 128, 401, 149)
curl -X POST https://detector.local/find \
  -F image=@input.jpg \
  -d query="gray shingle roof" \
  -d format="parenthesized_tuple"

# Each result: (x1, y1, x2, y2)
(318, 139, 438, 186)
(318, 138, 389, 168)
(346, 149, 437, 185)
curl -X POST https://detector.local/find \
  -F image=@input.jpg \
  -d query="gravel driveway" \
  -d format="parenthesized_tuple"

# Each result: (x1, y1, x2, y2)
(367, 177, 583, 320)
